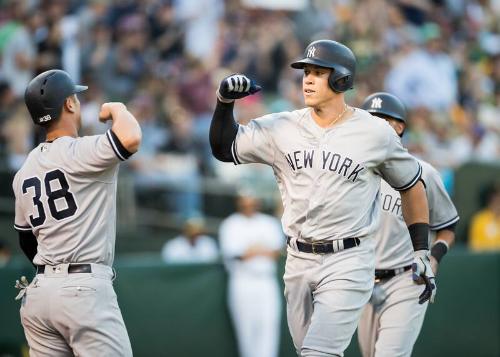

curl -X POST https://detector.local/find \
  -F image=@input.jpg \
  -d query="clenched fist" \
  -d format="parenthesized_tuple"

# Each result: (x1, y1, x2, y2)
(217, 74, 261, 102)
(99, 102, 126, 123)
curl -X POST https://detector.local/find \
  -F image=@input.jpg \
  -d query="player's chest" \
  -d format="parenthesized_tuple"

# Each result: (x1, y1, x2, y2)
(274, 130, 378, 182)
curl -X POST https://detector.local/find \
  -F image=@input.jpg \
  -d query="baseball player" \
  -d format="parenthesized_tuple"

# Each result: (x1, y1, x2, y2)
(13, 69, 141, 356)
(209, 39, 435, 356)
(219, 192, 284, 357)
(357, 92, 459, 357)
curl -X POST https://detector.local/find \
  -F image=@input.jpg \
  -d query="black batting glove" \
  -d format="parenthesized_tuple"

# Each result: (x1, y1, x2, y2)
(216, 74, 261, 102)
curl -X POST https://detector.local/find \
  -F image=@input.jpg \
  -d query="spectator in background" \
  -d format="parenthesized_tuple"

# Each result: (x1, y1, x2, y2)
(469, 182, 500, 251)
(0, 240, 11, 268)
(100, 14, 149, 101)
(0, 0, 498, 224)
(219, 192, 284, 357)
(161, 216, 218, 263)
(1, 102, 33, 171)
(0, 3, 37, 98)
(385, 22, 458, 111)
(174, 0, 224, 64)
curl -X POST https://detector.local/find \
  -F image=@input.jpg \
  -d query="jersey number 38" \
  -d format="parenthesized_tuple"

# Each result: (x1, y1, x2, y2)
(22, 169, 77, 227)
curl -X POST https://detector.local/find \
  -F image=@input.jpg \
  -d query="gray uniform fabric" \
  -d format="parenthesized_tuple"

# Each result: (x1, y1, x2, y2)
(232, 107, 422, 356)
(358, 270, 428, 357)
(358, 159, 459, 357)
(373, 160, 459, 269)
(20, 264, 131, 357)
(13, 130, 132, 357)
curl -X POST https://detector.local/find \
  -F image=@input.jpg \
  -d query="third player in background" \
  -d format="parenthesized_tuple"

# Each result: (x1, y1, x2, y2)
(357, 92, 460, 357)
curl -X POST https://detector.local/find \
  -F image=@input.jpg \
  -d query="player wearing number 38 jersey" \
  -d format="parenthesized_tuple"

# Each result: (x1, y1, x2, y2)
(12, 69, 141, 357)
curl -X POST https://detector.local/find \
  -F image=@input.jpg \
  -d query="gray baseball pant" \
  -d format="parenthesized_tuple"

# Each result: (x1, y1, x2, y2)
(20, 263, 132, 357)
(357, 270, 428, 357)
(284, 236, 375, 356)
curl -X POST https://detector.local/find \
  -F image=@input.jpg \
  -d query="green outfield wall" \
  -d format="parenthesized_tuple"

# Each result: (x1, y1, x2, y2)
(0, 248, 498, 357)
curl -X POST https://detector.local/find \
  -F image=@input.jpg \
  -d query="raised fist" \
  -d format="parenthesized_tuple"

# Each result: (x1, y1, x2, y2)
(217, 74, 261, 102)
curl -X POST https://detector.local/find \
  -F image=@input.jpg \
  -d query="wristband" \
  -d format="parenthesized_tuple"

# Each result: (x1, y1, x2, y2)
(430, 240, 449, 263)
(408, 223, 429, 251)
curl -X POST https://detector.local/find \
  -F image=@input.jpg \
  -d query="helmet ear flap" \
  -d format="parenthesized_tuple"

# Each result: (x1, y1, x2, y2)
(329, 75, 352, 93)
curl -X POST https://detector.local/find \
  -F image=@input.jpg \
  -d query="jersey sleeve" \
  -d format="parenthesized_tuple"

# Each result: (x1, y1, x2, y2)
(421, 164, 460, 230)
(231, 114, 276, 166)
(12, 176, 31, 232)
(375, 128, 422, 191)
(69, 129, 133, 173)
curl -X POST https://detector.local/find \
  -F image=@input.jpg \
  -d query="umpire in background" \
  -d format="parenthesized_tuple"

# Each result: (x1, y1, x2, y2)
(13, 69, 141, 356)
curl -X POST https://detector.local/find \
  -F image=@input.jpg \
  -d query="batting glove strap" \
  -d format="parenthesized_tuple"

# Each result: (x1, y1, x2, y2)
(217, 74, 261, 101)
(216, 89, 235, 103)
(412, 250, 437, 304)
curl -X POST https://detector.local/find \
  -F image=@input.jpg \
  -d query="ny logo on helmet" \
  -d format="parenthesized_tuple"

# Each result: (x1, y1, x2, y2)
(39, 115, 52, 122)
(307, 46, 316, 58)
(371, 97, 382, 109)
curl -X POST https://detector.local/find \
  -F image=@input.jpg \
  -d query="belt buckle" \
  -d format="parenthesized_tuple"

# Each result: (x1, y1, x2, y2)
(311, 243, 317, 254)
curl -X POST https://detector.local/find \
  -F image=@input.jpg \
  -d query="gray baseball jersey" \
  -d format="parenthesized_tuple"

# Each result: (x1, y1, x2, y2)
(13, 129, 130, 267)
(231, 107, 422, 241)
(375, 159, 459, 269)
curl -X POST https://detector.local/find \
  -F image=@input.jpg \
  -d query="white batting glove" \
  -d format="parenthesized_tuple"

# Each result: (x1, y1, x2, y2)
(14, 276, 30, 301)
(412, 250, 437, 304)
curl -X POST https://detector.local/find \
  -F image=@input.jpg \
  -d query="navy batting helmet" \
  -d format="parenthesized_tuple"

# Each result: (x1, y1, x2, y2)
(362, 92, 407, 123)
(291, 39, 356, 93)
(24, 69, 87, 125)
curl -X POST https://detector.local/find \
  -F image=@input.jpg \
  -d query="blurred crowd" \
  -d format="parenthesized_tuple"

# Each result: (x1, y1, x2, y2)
(0, 0, 499, 219)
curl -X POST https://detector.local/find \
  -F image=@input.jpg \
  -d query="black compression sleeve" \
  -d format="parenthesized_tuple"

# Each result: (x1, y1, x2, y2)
(209, 100, 239, 162)
(18, 230, 38, 268)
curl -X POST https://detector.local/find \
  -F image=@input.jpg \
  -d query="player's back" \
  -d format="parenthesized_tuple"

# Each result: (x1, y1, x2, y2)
(13, 133, 124, 267)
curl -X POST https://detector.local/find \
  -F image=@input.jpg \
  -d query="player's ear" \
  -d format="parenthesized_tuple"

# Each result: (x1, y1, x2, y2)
(396, 122, 406, 137)
(64, 95, 77, 114)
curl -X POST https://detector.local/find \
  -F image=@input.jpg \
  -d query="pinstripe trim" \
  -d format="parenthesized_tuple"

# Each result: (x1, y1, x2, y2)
(231, 139, 241, 165)
(14, 224, 32, 231)
(106, 130, 126, 161)
(430, 215, 460, 231)
(393, 162, 422, 191)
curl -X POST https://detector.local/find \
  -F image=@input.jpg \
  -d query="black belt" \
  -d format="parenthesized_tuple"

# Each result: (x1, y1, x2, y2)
(287, 236, 360, 254)
(36, 264, 92, 274)
(375, 265, 412, 281)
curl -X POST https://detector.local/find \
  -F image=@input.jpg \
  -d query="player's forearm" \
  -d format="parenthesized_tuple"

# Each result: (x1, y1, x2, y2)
(108, 104, 142, 153)
(435, 228, 455, 248)
(401, 180, 430, 251)
(209, 100, 238, 162)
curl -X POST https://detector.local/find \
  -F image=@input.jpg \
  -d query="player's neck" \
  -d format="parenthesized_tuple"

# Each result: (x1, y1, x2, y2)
(45, 116, 79, 142)
(311, 98, 351, 129)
